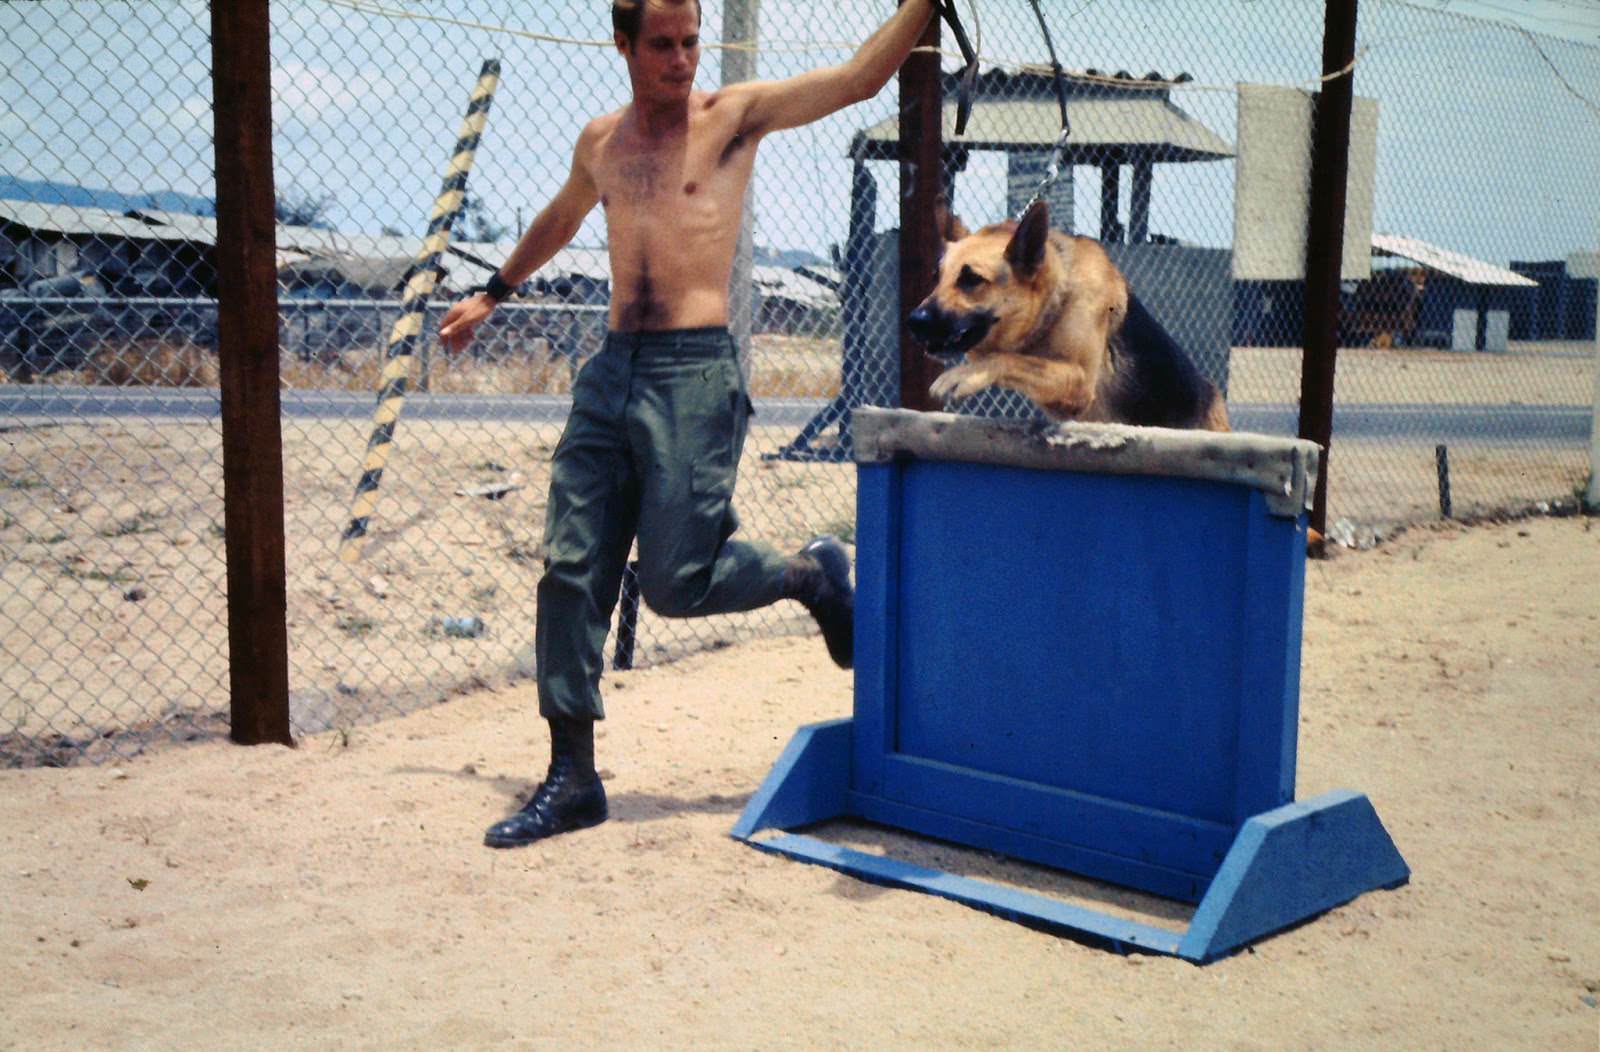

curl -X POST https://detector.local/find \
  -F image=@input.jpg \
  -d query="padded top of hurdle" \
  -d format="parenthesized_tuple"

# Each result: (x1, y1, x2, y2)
(851, 408, 1322, 518)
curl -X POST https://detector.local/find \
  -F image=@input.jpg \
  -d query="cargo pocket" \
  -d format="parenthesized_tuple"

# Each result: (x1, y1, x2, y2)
(691, 459, 735, 500)
(690, 458, 740, 546)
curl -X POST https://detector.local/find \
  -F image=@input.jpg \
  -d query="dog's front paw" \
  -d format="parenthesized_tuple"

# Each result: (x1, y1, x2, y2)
(929, 366, 970, 404)
(949, 370, 996, 401)
(932, 366, 994, 404)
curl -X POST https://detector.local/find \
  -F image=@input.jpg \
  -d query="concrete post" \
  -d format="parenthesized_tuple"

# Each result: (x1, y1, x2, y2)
(722, 0, 759, 370)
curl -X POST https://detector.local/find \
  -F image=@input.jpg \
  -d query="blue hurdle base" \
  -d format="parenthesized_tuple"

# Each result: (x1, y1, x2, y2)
(731, 719, 1410, 963)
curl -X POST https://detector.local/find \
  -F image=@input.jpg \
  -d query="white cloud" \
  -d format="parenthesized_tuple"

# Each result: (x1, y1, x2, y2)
(142, 96, 213, 138)
(272, 61, 370, 127)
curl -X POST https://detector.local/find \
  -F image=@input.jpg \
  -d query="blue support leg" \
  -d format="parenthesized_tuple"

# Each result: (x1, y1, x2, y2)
(731, 718, 854, 840)
(1178, 789, 1411, 962)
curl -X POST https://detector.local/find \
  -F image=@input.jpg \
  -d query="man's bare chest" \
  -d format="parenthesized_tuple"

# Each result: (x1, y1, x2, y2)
(597, 127, 753, 211)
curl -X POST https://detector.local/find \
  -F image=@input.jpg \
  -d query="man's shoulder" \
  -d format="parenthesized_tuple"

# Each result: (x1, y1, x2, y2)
(692, 88, 758, 136)
(574, 109, 626, 162)
(581, 108, 627, 139)
(700, 83, 755, 112)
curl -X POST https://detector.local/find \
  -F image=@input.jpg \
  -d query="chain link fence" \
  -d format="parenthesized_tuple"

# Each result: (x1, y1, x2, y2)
(2, 0, 1597, 765)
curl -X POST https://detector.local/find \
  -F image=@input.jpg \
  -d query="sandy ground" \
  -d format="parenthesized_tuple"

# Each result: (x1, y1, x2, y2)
(2, 514, 1597, 1050)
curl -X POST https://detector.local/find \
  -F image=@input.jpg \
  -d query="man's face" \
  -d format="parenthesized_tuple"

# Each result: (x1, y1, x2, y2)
(618, 2, 700, 103)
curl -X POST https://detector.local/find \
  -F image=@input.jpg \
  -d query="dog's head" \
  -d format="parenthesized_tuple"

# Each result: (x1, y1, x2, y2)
(907, 200, 1059, 361)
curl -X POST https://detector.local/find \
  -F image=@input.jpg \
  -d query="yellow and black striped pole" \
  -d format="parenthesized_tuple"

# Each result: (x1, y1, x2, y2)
(338, 59, 501, 563)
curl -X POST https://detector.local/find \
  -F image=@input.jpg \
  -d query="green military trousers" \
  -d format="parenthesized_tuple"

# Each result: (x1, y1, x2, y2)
(535, 327, 790, 720)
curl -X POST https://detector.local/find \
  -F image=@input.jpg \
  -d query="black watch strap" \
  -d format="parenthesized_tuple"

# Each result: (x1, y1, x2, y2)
(484, 271, 515, 303)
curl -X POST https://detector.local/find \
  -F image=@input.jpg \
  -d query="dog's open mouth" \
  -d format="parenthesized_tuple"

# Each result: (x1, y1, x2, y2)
(908, 308, 995, 361)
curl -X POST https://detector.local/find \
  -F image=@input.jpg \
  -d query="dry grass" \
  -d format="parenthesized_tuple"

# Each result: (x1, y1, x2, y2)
(278, 347, 580, 395)
(27, 335, 849, 398)
(26, 339, 222, 388)
(21, 335, 1593, 410)
(749, 365, 840, 399)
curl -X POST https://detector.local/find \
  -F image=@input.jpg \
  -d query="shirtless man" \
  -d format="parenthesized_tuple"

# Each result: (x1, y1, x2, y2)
(439, 0, 937, 847)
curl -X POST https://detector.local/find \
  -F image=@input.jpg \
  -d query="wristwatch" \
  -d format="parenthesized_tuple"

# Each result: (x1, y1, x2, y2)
(483, 271, 515, 303)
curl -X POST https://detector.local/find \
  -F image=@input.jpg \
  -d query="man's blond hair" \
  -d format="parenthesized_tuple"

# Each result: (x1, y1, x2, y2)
(612, 0, 703, 47)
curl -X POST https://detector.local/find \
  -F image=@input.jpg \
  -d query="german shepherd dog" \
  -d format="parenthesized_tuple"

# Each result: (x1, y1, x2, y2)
(907, 201, 1229, 432)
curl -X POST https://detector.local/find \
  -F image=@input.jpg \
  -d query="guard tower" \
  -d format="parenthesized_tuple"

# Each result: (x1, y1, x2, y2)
(770, 68, 1235, 462)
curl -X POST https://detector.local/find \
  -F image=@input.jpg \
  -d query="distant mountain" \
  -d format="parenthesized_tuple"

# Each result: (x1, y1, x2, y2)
(0, 175, 214, 217)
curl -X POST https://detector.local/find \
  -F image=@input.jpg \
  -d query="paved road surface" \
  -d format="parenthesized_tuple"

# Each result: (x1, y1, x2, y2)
(1, 387, 1591, 444)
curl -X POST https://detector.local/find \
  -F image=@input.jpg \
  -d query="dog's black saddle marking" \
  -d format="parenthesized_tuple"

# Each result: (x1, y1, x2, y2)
(1103, 294, 1220, 429)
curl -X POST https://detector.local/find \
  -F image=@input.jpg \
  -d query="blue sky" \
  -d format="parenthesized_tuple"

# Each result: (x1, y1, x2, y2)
(1437, 0, 1600, 44)
(2, 0, 1597, 267)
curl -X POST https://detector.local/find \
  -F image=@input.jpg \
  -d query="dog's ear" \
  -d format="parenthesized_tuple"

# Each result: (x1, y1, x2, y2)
(1005, 200, 1051, 278)
(934, 199, 970, 243)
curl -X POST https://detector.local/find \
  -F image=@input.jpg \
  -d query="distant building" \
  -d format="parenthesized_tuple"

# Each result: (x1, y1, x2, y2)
(278, 256, 417, 299)
(852, 66, 1232, 245)
(0, 200, 214, 296)
(1233, 234, 1558, 350)
(844, 63, 1236, 420)
(445, 241, 839, 335)
(2, 194, 841, 380)
(1509, 252, 1599, 341)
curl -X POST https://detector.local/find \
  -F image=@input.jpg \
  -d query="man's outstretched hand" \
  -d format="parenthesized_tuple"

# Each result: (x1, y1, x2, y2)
(439, 294, 495, 354)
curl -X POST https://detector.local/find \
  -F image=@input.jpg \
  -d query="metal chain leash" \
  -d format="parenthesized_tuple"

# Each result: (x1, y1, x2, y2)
(934, 0, 1071, 222)
(1013, 0, 1071, 221)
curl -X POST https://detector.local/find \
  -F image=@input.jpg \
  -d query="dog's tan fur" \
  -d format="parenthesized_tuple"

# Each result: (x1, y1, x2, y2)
(916, 203, 1230, 431)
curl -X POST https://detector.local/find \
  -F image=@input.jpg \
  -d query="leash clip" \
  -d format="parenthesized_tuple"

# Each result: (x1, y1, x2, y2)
(1014, 0, 1072, 222)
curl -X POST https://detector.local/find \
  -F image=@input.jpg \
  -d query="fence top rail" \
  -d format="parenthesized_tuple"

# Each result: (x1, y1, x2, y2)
(0, 296, 611, 313)
(1, 296, 223, 309)
(278, 299, 610, 312)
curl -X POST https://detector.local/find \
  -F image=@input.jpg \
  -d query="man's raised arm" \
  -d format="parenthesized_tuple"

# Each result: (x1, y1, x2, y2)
(439, 123, 603, 352)
(726, 0, 938, 137)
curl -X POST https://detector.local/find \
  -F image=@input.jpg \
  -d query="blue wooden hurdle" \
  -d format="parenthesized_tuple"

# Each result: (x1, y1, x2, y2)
(733, 408, 1408, 962)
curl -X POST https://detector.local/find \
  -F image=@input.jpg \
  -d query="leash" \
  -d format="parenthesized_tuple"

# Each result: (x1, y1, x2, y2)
(1013, 0, 1071, 221)
(931, 0, 1071, 222)
(931, 0, 980, 135)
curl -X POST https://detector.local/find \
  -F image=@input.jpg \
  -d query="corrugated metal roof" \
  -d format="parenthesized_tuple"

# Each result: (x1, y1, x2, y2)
(126, 208, 219, 244)
(536, 245, 611, 282)
(440, 241, 501, 281)
(0, 200, 164, 239)
(448, 242, 612, 284)
(752, 265, 837, 310)
(276, 227, 421, 260)
(445, 244, 837, 307)
(856, 99, 1232, 162)
(795, 263, 843, 291)
(280, 256, 416, 293)
(446, 239, 506, 271)
(1372, 233, 1538, 287)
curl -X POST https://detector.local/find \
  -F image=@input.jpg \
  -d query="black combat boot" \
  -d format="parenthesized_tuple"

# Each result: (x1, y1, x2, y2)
(784, 535, 854, 669)
(483, 715, 608, 848)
